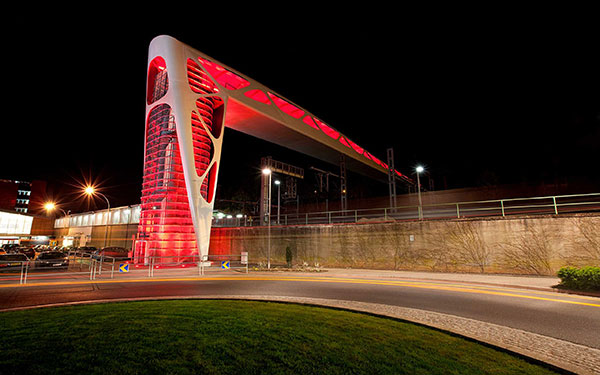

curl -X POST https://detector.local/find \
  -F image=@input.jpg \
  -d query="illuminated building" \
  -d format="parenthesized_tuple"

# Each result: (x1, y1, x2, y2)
(0, 179, 47, 215)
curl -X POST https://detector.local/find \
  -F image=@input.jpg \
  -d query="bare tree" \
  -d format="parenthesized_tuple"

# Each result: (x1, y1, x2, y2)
(568, 217, 600, 266)
(501, 224, 555, 275)
(333, 227, 355, 266)
(445, 221, 491, 273)
(385, 224, 422, 270)
(354, 227, 381, 268)
(422, 223, 457, 272)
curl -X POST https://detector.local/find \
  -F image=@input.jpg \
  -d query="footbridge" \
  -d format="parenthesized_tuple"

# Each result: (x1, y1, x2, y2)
(139, 35, 410, 261)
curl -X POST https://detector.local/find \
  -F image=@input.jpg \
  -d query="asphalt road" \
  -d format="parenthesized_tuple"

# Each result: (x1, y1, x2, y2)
(1, 273, 599, 350)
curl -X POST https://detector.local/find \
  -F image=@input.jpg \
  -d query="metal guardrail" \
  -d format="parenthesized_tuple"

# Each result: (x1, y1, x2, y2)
(0, 254, 93, 285)
(0, 261, 29, 284)
(213, 192, 600, 227)
(144, 254, 248, 277)
(1, 252, 250, 285)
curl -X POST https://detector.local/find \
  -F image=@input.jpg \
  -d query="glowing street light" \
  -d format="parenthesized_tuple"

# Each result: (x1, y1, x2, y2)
(262, 168, 272, 269)
(84, 186, 111, 247)
(415, 166, 424, 220)
(274, 180, 281, 225)
(44, 202, 68, 217)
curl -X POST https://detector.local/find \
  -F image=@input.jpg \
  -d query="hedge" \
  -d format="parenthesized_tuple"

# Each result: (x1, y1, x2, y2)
(557, 266, 600, 291)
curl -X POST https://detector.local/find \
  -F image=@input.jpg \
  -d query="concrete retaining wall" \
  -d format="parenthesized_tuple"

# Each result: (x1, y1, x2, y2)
(209, 213, 600, 275)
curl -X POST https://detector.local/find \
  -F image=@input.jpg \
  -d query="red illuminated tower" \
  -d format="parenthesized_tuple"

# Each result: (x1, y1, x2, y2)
(137, 47, 225, 264)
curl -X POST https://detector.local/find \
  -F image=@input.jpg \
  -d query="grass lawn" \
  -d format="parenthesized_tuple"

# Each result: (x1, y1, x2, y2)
(0, 300, 558, 374)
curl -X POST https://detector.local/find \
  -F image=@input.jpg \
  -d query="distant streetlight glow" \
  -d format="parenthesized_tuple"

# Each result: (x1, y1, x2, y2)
(415, 165, 424, 219)
(262, 166, 272, 269)
(84, 185, 111, 247)
(274, 179, 281, 225)
(44, 201, 68, 217)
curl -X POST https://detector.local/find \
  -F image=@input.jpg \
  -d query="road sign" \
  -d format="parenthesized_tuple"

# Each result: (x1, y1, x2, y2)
(119, 263, 129, 273)
(221, 261, 230, 269)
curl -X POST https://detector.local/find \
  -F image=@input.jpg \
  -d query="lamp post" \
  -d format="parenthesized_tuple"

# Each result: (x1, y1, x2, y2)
(44, 202, 68, 246)
(416, 166, 424, 220)
(274, 180, 281, 225)
(262, 168, 272, 269)
(84, 186, 111, 248)
(44, 202, 68, 217)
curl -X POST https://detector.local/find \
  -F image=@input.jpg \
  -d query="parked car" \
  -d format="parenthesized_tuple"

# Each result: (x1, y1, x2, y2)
(1, 244, 20, 252)
(35, 251, 69, 269)
(17, 247, 35, 259)
(0, 253, 29, 272)
(77, 246, 97, 254)
(93, 247, 130, 260)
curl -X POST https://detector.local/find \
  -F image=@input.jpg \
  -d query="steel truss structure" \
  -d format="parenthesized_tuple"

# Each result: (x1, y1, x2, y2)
(136, 35, 410, 263)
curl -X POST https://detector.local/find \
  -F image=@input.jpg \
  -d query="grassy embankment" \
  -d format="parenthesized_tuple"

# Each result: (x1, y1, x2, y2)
(0, 300, 558, 374)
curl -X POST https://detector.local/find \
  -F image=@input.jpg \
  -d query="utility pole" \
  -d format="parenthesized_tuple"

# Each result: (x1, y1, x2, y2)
(387, 148, 397, 210)
(340, 155, 347, 212)
(259, 156, 303, 225)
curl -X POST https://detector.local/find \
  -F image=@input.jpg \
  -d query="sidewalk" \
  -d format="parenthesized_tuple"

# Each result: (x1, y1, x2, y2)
(317, 268, 561, 290)
(251, 268, 600, 297)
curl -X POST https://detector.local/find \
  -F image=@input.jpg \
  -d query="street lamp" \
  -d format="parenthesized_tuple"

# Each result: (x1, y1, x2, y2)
(415, 166, 424, 220)
(84, 186, 111, 248)
(44, 202, 69, 247)
(44, 202, 68, 217)
(262, 168, 272, 269)
(274, 180, 281, 225)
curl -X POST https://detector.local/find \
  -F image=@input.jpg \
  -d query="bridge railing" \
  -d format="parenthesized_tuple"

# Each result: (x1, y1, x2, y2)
(212, 192, 600, 227)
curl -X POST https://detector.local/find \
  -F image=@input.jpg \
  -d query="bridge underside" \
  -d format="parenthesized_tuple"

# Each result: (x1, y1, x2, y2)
(225, 98, 390, 181)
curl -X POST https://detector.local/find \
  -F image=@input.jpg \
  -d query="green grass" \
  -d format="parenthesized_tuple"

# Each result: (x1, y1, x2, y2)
(0, 300, 558, 375)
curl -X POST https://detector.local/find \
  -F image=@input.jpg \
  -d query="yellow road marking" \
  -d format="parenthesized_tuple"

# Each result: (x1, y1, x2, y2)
(1, 275, 599, 308)
(278, 276, 600, 301)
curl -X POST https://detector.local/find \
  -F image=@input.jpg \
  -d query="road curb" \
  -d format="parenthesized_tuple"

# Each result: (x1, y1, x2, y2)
(1, 295, 598, 374)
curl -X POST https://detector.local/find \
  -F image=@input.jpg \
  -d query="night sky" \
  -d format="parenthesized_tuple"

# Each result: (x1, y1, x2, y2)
(2, 8, 599, 213)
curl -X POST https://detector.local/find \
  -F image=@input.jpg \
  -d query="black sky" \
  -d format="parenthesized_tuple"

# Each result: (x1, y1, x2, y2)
(2, 7, 599, 212)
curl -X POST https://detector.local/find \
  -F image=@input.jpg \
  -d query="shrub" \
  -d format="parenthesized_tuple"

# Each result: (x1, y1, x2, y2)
(557, 266, 600, 291)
